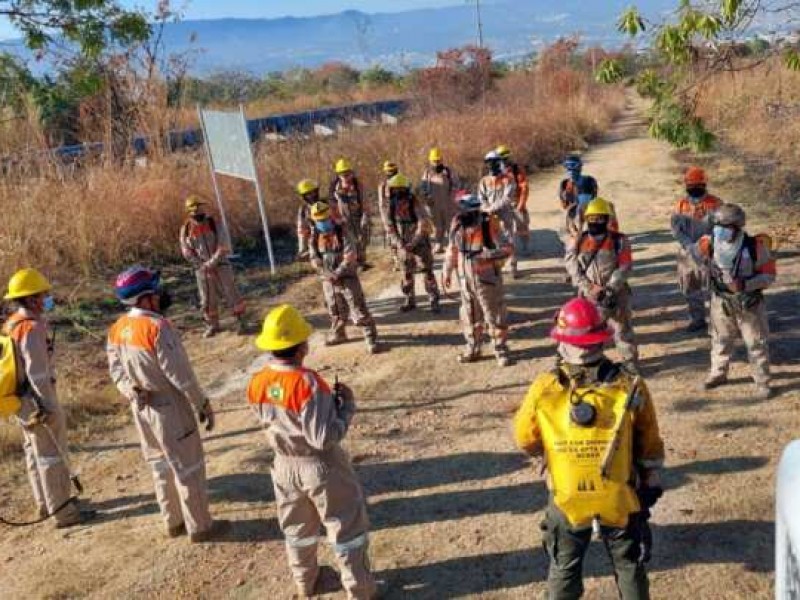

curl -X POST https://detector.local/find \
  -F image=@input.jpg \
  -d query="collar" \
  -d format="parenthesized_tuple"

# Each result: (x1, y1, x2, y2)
(267, 358, 304, 372)
(128, 307, 162, 319)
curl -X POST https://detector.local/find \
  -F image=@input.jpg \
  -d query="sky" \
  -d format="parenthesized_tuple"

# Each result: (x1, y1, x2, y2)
(0, 0, 465, 39)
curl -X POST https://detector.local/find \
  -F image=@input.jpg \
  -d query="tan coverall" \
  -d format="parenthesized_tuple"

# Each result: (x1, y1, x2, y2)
(331, 176, 370, 266)
(3, 310, 80, 526)
(420, 165, 459, 251)
(670, 195, 723, 325)
(180, 215, 245, 329)
(445, 213, 513, 358)
(377, 178, 401, 270)
(247, 360, 375, 599)
(505, 162, 531, 252)
(310, 222, 378, 347)
(388, 190, 440, 307)
(559, 175, 599, 243)
(566, 231, 638, 364)
(297, 204, 313, 259)
(478, 172, 520, 275)
(695, 234, 776, 386)
(107, 308, 213, 536)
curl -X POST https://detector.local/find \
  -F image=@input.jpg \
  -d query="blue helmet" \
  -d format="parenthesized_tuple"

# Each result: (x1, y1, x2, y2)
(563, 154, 583, 171)
(457, 191, 482, 212)
(115, 266, 160, 305)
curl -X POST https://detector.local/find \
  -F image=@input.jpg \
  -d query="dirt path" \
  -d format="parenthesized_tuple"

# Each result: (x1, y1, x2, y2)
(2, 97, 799, 599)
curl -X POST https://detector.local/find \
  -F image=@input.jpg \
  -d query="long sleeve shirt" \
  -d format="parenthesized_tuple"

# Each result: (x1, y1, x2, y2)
(670, 195, 722, 250)
(478, 173, 516, 214)
(566, 231, 633, 295)
(3, 309, 57, 406)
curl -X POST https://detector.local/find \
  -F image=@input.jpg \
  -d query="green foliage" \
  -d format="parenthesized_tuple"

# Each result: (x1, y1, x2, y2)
(595, 59, 624, 84)
(635, 68, 668, 97)
(648, 97, 716, 152)
(784, 48, 800, 71)
(359, 66, 396, 88)
(618, 7, 646, 36)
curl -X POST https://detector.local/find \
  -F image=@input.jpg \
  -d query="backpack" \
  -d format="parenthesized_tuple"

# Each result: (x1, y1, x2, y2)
(0, 334, 21, 419)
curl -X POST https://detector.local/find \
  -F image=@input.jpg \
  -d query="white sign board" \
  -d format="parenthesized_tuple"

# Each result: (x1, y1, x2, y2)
(777, 439, 800, 598)
(200, 110, 257, 181)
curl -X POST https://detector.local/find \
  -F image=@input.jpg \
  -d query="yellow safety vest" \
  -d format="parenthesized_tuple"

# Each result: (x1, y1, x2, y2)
(536, 372, 640, 528)
(0, 335, 21, 419)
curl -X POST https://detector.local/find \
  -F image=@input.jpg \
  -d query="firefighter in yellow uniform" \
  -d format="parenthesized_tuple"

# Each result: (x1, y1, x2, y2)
(513, 298, 665, 600)
(247, 305, 379, 599)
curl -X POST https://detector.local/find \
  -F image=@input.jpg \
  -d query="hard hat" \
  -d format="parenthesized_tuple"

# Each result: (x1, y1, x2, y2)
(388, 173, 411, 189)
(383, 161, 398, 174)
(456, 191, 481, 212)
(715, 203, 746, 228)
(310, 202, 331, 222)
(484, 150, 501, 162)
(428, 148, 443, 163)
(563, 154, 583, 170)
(335, 158, 352, 174)
(185, 195, 205, 214)
(684, 166, 708, 186)
(551, 298, 613, 347)
(256, 304, 313, 351)
(496, 144, 511, 159)
(296, 178, 319, 196)
(584, 197, 613, 218)
(5, 268, 52, 300)
(114, 266, 160, 306)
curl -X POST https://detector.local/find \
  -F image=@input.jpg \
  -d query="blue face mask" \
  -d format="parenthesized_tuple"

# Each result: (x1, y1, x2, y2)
(43, 295, 55, 312)
(713, 225, 736, 243)
(315, 219, 334, 234)
(568, 168, 582, 181)
(687, 187, 706, 202)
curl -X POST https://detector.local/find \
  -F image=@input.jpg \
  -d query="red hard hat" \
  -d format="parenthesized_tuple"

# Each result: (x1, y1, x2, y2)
(550, 298, 613, 347)
(684, 166, 707, 186)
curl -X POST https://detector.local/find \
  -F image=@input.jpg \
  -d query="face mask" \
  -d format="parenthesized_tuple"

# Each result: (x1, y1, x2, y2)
(158, 288, 173, 314)
(459, 212, 479, 228)
(488, 162, 502, 176)
(568, 168, 582, 181)
(587, 221, 608, 237)
(434, 163, 445, 174)
(713, 225, 736, 243)
(303, 193, 319, 206)
(687, 187, 706, 201)
(43, 295, 55, 312)
(191, 213, 205, 222)
(315, 219, 335, 234)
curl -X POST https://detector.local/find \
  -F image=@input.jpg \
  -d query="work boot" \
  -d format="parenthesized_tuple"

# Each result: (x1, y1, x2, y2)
(457, 345, 481, 364)
(430, 295, 441, 314)
(494, 344, 511, 367)
(203, 324, 219, 339)
(55, 507, 98, 529)
(400, 297, 416, 312)
(37, 505, 49, 520)
(190, 519, 232, 543)
(703, 373, 728, 390)
(754, 383, 773, 400)
(366, 339, 380, 355)
(167, 523, 187, 538)
(685, 319, 707, 334)
(325, 332, 348, 346)
(511, 267, 522, 280)
(294, 566, 343, 598)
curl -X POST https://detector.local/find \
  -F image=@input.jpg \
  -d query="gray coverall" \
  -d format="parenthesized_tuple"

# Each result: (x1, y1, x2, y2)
(107, 308, 213, 536)
(247, 359, 375, 599)
(4, 309, 81, 526)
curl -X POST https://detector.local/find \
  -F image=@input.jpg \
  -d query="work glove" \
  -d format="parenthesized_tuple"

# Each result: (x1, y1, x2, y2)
(597, 288, 618, 310)
(335, 383, 356, 426)
(132, 387, 151, 412)
(197, 400, 215, 432)
(25, 406, 50, 428)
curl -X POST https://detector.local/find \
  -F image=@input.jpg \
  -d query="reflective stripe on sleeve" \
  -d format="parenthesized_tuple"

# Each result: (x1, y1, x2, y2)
(37, 455, 64, 467)
(333, 532, 368, 554)
(286, 535, 320, 548)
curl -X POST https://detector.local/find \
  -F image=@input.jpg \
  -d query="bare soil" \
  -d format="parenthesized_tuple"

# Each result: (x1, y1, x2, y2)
(1, 96, 798, 599)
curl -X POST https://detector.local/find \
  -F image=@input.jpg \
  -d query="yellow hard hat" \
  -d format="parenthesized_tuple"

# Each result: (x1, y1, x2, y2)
(256, 304, 313, 351)
(5, 268, 51, 300)
(310, 202, 331, 222)
(383, 160, 398, 174)
(496, 144, 511, 159)
(584, 197, 613, 218)
(388, 173, 411, 189)
(335, 158, 352, 174)
(428, 147, 443, 163)
(185, 195, 205, 214)
(296, 178, 319, 196)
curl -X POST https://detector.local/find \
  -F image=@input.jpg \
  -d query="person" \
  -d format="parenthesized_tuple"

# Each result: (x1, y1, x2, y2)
(330, 158, 371, 270)
(478, 150, 520, 278)
(179, 195, 246, 338)
(443, 192, 513, 366)
(670, 166, 723, 333)
(565, 198, 638, 370)
(247, 304, 379, 599)
(377, 161, 402, 271)
(3, 268, 94, 528)
(420, 147, 459, 254)
(308, 202, 379, 354)
(513, 297, 665, 600)
(107, 266, 228, 542)
(693, 203, 776, 399)
(386, 173, 441, 313)
(295, 179, 327, 261)
(559, 154, 599, 241)
(497, 144, 531, 256)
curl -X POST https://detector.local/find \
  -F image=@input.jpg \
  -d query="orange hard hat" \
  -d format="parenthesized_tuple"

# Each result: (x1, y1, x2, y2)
(684, 166, 707, 186)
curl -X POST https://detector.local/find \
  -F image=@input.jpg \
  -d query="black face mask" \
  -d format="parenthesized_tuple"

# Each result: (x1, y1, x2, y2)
(434, 163, 445, 174)
(191, 213, 206, 222)
(587, 222, 608, 237)
(303, 193, 319, 206)
(687, 186, 706, 200)
(391, 191, 409, 203)
(488, 161, 502, 176)
(158, 288, 173, 315)
(459, 211, 480, 228)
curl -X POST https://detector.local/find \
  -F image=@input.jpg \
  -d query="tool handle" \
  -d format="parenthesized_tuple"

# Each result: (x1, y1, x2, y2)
(600, 376, 642, 479)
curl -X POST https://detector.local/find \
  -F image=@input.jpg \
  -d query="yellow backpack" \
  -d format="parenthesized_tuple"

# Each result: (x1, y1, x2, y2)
(0, 334, 21, 419)
(536, 372, 640, 528)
